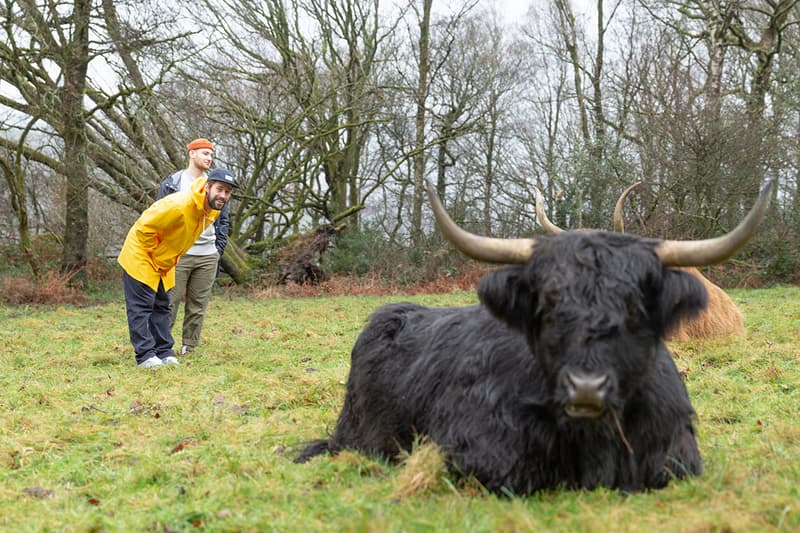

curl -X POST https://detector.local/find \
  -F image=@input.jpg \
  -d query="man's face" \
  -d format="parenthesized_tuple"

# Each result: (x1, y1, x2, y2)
(205, 181, 233, 211)
(190, 148, 214, 172)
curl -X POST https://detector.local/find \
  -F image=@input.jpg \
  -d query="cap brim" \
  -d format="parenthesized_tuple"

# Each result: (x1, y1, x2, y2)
(207, 179, 238, 188)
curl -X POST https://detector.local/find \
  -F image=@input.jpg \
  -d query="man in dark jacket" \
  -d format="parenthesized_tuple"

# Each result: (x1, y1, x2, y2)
(156, 138, 233, 356)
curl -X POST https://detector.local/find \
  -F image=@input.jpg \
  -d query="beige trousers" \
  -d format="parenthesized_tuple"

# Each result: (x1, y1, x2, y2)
(169, 252, 219, 348)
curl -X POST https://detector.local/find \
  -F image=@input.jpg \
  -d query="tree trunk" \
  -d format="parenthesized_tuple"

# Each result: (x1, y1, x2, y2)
(219, 239, 252, 285)
(411, 0, 433, 250)
(2, 118, 42, 280)
(60, 0, 92, 288)
(483, 91, 498, 236)
(1, 154, 40, 280)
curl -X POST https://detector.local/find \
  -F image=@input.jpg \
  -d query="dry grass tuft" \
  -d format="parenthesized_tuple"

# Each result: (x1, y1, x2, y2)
(328, 450, 386, 479)
(393, 437, 449, 499)
(0, 270, 87, 306)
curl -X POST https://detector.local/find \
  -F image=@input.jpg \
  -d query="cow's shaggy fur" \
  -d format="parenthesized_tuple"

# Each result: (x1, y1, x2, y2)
(296, 231, 705, 494)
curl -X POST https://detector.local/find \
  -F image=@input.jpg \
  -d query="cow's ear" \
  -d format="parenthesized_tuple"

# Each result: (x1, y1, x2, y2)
(477, 266, 534, 330)
(657, 268, 708, 334)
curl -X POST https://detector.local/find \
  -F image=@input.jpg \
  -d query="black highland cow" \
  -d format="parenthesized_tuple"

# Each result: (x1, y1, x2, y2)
(295, 180, 774, 495)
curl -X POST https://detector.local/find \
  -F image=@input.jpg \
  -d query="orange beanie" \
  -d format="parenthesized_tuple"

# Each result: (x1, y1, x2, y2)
(187, 138, 214, 152)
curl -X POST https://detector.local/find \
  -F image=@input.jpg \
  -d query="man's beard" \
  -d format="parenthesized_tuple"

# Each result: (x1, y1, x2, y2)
(209, 195, 227, 210)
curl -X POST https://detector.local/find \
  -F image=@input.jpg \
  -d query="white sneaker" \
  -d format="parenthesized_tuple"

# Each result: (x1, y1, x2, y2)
(162, 356, 179, 366)
(180, 345, 194, 355)
(138, 356, 163, 368)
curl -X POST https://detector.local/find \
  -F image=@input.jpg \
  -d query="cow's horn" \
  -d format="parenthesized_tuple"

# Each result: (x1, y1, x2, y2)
(655, 179, 775, 267)
(426, 179, 535, 264)
(612, 181, 642, 233)
(533, 187, 565, 234)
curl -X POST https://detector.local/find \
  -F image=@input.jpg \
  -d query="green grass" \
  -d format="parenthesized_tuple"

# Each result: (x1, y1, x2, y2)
(1, 286, 798, 531)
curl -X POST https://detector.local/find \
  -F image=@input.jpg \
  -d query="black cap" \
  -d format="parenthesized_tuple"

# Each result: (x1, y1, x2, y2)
(206, 168, 239, 188)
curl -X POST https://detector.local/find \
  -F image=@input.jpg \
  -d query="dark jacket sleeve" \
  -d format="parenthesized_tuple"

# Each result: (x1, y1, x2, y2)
(214, 204, 230, 256)
(155, 176, 172, 201)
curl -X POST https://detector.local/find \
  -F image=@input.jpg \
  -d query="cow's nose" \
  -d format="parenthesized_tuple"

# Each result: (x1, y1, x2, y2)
(563, 370, 611, 418)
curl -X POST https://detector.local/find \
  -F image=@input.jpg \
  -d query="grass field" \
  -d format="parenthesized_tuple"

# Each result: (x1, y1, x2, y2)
(1, 285, 798, 532)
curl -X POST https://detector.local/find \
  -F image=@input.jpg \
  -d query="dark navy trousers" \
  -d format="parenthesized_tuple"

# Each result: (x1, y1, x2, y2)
(123, 272, 175, 364)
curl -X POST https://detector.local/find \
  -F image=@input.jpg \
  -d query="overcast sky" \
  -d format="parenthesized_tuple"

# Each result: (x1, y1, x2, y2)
(483, 0, 595, 26)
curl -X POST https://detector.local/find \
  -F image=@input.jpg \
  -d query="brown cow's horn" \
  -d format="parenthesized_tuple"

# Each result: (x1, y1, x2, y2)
(533, 187, 565, 234)
(655, 179, 775, 267)
(425, 179, 535, 264)
(613, 181, 642, 233)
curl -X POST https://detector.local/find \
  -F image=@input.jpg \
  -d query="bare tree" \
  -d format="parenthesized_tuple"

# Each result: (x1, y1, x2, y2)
(448, 12, 526, 237)
(197, 0, 390, 240)
(410, 0, 433, 250)
(0, 120, 42, 279)
(0, 0, 199, 286)
(553, 0, 627, 228)
(0, 0, 94, 284)
(632, 0, 799, 236)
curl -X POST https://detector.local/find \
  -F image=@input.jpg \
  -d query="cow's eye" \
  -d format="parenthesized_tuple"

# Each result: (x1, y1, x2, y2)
(625, 303, 644, 330)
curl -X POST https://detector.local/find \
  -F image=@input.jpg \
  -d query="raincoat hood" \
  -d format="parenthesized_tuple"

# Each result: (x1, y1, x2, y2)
(118, 177, 220, 291)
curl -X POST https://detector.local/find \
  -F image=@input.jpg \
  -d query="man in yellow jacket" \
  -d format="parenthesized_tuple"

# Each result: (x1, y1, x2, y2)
(118, 168, 238, 367)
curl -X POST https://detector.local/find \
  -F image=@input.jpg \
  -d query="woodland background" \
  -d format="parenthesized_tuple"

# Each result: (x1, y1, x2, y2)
(1, 0, 799, 294)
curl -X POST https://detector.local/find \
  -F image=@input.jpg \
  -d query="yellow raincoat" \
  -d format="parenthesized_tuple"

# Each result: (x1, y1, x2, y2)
(118, 177, 220, 291)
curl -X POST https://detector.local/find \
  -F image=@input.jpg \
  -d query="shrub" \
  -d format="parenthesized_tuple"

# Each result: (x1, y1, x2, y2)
(322, 225, 474, 286)
(0, 233, 63, 277)
(0, 270, 87, 306)
(743, 228, 800, 285)
(323, 225, 391, 277)
(760, 238, 799, 283)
